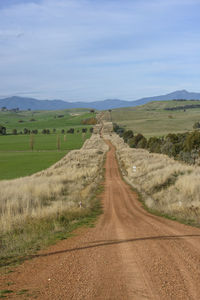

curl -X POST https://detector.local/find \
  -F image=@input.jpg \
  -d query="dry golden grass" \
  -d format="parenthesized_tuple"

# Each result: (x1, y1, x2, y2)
(104, 130, 200, 223)
(0, 134, 108, 234)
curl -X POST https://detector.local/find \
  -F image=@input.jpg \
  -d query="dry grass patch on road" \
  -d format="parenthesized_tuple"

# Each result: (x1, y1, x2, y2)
(0, 134, 108, 266)
(106, 132, 200, 224)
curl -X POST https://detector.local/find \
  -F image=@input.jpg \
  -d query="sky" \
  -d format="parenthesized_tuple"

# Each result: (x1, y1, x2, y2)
(0, 0, 200, 102)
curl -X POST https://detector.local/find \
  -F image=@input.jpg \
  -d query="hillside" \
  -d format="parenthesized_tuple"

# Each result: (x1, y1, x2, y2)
(0, 109, 93, 132)
(1, 90, 200, 110)
(111, 100, 200, 138)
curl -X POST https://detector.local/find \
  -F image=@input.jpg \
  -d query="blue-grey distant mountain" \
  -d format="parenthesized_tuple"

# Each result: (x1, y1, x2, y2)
(0, 90, 200, 111)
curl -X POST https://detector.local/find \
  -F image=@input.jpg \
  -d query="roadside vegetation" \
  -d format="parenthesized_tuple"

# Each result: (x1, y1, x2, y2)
(105, 127, 200, 226)
(0, 132, 108, 267)
(113, 123, 200, 165)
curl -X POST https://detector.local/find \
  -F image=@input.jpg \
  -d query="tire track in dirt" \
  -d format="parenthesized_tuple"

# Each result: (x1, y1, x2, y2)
(1, 140, 200, 299)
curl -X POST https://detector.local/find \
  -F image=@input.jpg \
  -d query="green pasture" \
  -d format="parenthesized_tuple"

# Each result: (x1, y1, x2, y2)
(0, 109, 94, 133)
(0, 132, 91, 180)
(0, 151, 66, 180)
(111, 100, 200, 138)
(0, 131, 90, 151)
(0, 109, 93, 180)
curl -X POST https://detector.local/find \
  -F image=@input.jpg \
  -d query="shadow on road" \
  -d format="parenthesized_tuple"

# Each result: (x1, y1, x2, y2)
(29, 234, 200, 259)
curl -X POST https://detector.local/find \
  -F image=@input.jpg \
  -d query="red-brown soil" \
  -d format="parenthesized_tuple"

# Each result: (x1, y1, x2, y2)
(1, 141, 200, 299)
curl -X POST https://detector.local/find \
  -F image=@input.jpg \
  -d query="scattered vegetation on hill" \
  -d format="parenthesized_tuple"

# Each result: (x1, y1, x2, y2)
(111, 100, 200, 138)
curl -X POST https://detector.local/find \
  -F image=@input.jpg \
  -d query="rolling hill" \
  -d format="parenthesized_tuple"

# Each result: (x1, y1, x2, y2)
(1, 90, 200, 110)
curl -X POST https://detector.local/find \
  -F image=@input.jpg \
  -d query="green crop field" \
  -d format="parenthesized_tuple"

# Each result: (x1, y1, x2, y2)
(111, 100, 200, 138)
(0, 151, 66, 180)
(0, 109, 94, 180)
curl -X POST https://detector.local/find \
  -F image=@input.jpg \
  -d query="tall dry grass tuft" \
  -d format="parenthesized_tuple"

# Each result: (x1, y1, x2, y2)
(0, 133, 108, 234)
(104, 129, 200, 223)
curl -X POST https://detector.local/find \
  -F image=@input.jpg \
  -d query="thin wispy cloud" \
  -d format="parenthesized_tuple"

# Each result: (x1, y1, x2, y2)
(0, 0, 200, 101)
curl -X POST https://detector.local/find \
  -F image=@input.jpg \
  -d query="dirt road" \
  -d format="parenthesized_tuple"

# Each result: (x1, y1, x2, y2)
(1, 141, 200, 299)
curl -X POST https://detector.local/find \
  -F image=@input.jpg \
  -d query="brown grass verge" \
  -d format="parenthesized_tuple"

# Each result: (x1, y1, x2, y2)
(104, 128, 200, 225)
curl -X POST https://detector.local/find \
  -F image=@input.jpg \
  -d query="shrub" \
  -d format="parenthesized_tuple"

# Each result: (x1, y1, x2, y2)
(193, 121, 200, 129)
(147, 137, 162, 153)
(123, 130, 134, 143)
(184, 131, 200, 152)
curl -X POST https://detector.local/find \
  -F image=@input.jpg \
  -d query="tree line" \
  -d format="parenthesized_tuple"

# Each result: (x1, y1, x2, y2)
(165, 104, 200, 111)
(113, 123, 200, 164)
(0, 127, 93, 135)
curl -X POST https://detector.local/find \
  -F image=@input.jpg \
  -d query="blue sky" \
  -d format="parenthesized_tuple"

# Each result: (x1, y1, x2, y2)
(0, 0, 200, 101)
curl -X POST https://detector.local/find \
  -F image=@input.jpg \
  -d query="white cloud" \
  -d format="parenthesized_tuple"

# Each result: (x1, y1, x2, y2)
(0, 0, 200, 100)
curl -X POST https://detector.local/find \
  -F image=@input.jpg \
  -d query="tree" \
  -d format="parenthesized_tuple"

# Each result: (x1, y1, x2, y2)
(147, 137, 162, 153)
(67, 128, 75, 134)
(42, 129, 47, 134)
(31, 129, 38, 134)
(23, 128, 29, 134)
(193, 121, 200, 129)
(12, 129, 17, 135)
(128, 133, 146, 148)
(184, 131, 200, 152)
(42, 129, 50, 134)
(123, 130, 134, 143)
(0, 125, 6, 135)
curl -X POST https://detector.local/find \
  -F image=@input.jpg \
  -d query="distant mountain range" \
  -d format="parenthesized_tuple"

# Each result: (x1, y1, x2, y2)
(0, 90, 200, 111)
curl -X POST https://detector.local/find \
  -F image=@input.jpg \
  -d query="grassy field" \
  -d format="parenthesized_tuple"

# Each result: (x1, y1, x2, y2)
(111, 100, 200, 138)
(0, 151, 66, 180)
(0, 108, 93, 133)
(0, 109, 93, 180)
